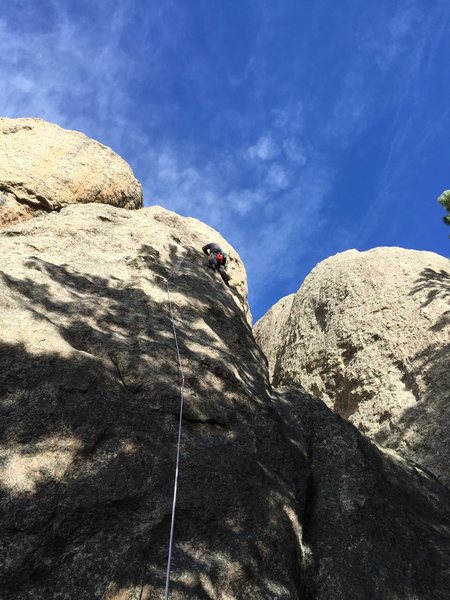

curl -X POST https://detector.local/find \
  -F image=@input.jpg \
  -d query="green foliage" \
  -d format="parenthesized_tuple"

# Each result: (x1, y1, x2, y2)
(437, 190, 450, 225)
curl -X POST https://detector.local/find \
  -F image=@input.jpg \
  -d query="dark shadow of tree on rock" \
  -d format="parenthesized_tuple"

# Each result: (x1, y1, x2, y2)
(2, 226, 449, 599)
(383, 266, 450, 487)
(409, 266, 450, 331)
(0, 242, 305, 599)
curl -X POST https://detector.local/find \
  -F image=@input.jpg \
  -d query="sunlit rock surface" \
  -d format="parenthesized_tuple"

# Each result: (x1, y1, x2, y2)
(1, 209, 449, 599)
(255, 247, 450, 487)
(0, 118, 143, 229)
(254, 293, 294, 379)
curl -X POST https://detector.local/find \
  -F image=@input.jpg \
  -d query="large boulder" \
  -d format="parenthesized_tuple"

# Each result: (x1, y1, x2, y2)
(1, 210, 449, 599)
(255, 247, 450, 486)
(0, 118, 143, 228)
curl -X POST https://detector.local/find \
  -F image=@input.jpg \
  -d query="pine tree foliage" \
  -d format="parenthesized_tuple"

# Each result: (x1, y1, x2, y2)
(437, 190, 450, 225)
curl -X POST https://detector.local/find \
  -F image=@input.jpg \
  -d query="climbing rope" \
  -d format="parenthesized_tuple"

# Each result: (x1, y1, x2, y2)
(163, 258, 187, 600)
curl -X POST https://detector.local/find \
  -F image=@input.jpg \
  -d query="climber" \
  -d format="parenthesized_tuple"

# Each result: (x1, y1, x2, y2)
(202, 242, 231, 286)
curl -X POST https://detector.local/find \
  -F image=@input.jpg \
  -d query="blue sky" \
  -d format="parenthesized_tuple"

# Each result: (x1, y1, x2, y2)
(1, 1, 449, 320)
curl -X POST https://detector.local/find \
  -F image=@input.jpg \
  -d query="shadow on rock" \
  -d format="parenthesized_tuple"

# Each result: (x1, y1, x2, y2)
(0, 242, 303, 599)
(1, 211, 450, 599)
(273, 387, 450, 600)
(383, 266, 450, 486)
(410, 266, 450, 331)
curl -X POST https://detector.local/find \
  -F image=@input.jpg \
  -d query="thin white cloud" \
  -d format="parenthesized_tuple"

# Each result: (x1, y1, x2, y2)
(241, 174, 332, 296)
(349, 2, 450, 247)
(0, 5, 325, 295)
(142, 146, 226, 226)
(0, 0, 199, 198)
(266, 164, 290, 190)
(228, 189, 266, 217)
(282, 139, 307, 165)
(0, 4, 144, 149)
(0, 0, 447, 320)
(248, 134, 278, 161)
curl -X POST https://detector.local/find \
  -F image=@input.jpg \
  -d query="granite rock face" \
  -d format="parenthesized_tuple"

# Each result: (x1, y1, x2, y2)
(255, 248, 450, 487)
(254, 293, 294, 379)
(0, 118, 143, 228)
(1, 211, 449, 599)
(273, 386, 450, 600)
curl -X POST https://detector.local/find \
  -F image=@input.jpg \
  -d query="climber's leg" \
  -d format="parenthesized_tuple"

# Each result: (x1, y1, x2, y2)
(218, 266, 231, 286)
(207, 255, 218, 270)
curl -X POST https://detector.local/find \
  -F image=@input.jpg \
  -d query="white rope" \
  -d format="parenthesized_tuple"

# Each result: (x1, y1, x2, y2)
(164, 276, 186, 600)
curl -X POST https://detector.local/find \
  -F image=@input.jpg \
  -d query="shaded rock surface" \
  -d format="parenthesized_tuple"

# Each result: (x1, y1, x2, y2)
(255, 247, 450, 487)
(254, 293, 294, 379)
(1, 211, 449, 599)
(0, 118, 143, 228)
(274, 386, 450, 600)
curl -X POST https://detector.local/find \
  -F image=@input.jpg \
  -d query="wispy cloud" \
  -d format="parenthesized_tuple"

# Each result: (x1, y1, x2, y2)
(139, 99, 324, 281)
(0, 3, 328, 303)
(266, 164, 290, 190)
(0, 0, 448, 319)
(248, 135, 278, 161)
(0, 2, 156, 151)
(350, 2, 450, 247)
